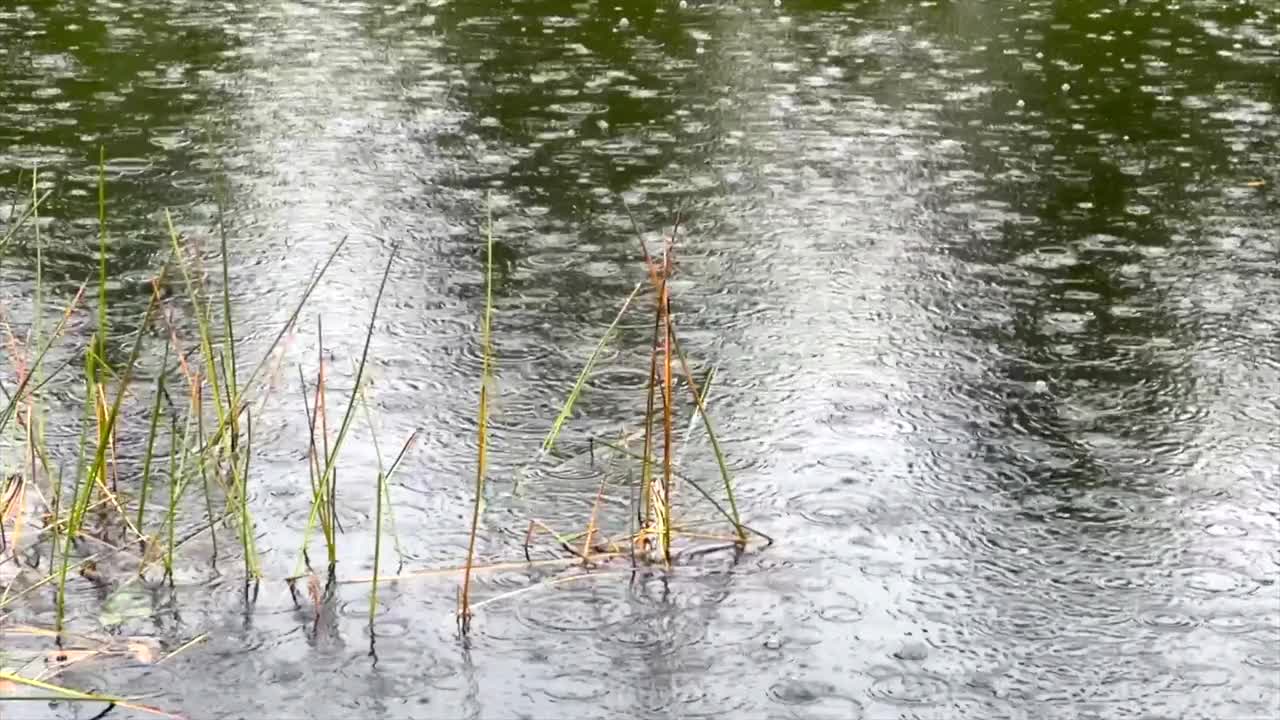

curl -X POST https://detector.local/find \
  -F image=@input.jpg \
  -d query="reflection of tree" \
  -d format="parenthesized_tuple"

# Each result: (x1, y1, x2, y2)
(949, 0, 1274, 227)
(872, 11, 1279, 680)
(1, 2, 243, 299)
(431, 0, 716, 223)
(909, 0, 1279, 489)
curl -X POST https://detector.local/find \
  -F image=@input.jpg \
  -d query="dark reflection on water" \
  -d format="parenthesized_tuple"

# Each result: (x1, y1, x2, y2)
(2, 0, 1278, 717)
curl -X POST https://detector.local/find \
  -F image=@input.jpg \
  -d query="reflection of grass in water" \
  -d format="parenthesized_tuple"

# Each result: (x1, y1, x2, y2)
(0, 167, 772, 712)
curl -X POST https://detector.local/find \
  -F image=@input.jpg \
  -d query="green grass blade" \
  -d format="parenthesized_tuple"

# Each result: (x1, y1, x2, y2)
(540, 281, 642, 456)
(369, 469, 384, 631)
(165, 209, 224, 428)
(594, 438, 772, 546)
(136, 335, 171, 533)
(95, 147, 109, 386)
(239, 235, 350, 395)
(669, 318, 745, 542)
(236, 404, 258, 577)
(0, 188, 52, 253)
(358, 385, 414, 574)
(72, 268, 169, 538)
(313, 245, 398, 566)
(214, 176, 237, 393)
(0, 671, 185, 719)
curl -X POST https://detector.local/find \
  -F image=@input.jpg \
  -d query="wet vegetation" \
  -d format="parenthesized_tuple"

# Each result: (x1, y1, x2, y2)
(1, 0, 1277, 717)
(1, 165, 769, 713)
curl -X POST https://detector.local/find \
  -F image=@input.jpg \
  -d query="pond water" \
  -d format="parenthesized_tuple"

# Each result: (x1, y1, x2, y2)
(1, 0, 1278, 717)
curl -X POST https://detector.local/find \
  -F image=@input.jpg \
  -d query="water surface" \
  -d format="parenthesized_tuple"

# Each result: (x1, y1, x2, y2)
(1, 0, 1278, 718)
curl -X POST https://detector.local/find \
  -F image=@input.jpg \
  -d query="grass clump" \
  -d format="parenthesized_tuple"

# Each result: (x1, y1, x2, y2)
(452, 202, 771, 634)
(3, 162, 770, 673)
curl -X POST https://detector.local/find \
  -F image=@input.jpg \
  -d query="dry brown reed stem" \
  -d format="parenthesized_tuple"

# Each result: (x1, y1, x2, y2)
(522, 520, 537, 561)
(157, 633, 209, 665)
(2, 474, 28, 557)
(157, 302, 197, 386)
(625, 209, 696, 563)
(3, 627, 186, 679)
(0, 313, 30, 388)
(593, 438, 771, 546)
(316, 320, 335, 536)
(0, 314, 40, 493)
(634, 231, 679, 564)
(639, 299, 660, 555)
(628, 222, 749, 543)
(581, 474, 610, 566)
(0, 280, 88, 404)
(668, 530, 745, 543)
(524, 518, 587, 561)
(249, 320, 297, 418)
(343, 553, 626, 586)
(659, 238, 676, 565)
(459, 209, 496, 635)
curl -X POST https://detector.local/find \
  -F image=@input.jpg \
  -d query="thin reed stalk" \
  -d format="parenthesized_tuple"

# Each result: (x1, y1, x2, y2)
(0, 281, 87, 437)
(0, 671, 185, 719)
(669, 323, 745, 542)
(55, 271, 165, 630)
(360, 387, 416, 629)
(236, 405, 257, 578)
(27, 167, 46, 533)
(658, 240, 675, 565)
(539, 281, 644, 456)
(95, 147, 109, 382)
(593, 438, 773, 546)
(164, 210, 225, 434)
(194, 379, 219, 569)
(622, 203, 747, 544)
(163, 405, 197, 583)
(135, 336, 171, 536)
(297, 362, 326, 573)
(459, 206, 496, 635)
(0, 188, 52, 253)
(300, 247, 397, 571)
(369, 466, 385, 633)
(638, 301, 660, 552)
(317, 319, 334, 551)
(214, 180, 237, 397)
